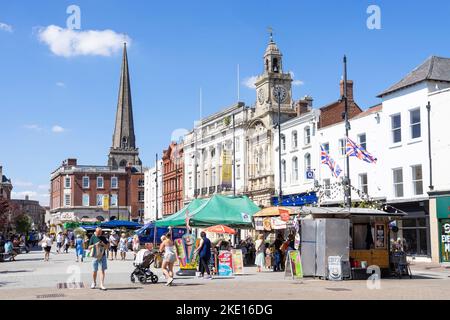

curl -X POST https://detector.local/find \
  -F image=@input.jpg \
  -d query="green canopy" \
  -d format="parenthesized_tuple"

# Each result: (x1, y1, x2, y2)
(155, 198, 208, 227)
(155, 195, 260, 228)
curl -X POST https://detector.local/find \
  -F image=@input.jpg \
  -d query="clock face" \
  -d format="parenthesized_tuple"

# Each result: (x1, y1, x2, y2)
(258, 89, 265, 105)
(273, 85, 287, 103)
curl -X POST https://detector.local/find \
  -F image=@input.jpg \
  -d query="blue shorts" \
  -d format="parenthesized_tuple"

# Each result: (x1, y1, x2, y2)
(93, 254, 108, 272)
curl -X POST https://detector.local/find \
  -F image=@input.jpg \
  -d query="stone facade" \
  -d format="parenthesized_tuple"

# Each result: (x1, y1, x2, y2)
(11, 196, 46, 231)
(0, 165, 13, 200)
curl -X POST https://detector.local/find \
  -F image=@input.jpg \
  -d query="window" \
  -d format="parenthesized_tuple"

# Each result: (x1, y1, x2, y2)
(359, 173, 368, 196)
(410, 109, 421, 139)
(97, 176, 104, 189)
(211, 170, 216, 186)
(323, 143, 330, 154)
(64, 177, 71, 189)
(111, 177, 118, 189)
(281, 135, 286, 151)
(111, 194, 118, 207)
(138, 179, 144, 187)
(64, 194, 71, 206)
(82, 176, 89, 189)
(304, 127, 311, 145)
(391, 114, 402, 143)
(393, 168, 404, 197)
(292, 157, 299, 182)
(323, 179, 331, 197)
(358, 133, 367, 151)
(339, 139, 346, 155)
(292, 131, 298, 149)
(281, 160, 286, 183)
(82, 194, 90, 207)
(96, 194, 104, 206)
(304, 153, 311, 172)
(412, 165, 423, 195)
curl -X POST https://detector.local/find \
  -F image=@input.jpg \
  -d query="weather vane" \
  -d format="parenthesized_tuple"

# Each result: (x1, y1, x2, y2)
(268, 26, 273, 42)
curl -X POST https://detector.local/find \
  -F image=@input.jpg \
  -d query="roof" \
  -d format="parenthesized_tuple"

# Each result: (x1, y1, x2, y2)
(1, 175, 11, 184)
(299, 206, 406, 218)
(353, 104, 382, 119)
(378, 56, 450, 97)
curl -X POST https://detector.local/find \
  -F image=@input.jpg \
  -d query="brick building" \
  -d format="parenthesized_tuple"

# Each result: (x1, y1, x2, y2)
(0, 165, 12, 200)
(11, 196, 46, 231)
(49, 43, 144, 222)
(162, 142, 184, 216)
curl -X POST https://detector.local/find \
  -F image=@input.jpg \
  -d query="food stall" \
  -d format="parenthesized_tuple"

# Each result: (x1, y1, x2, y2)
(297, 206, 406, 279)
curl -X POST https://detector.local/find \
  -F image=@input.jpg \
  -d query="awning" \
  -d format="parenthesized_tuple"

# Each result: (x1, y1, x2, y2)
(100, 220, 143, 229)
(253, 207, 296, 218)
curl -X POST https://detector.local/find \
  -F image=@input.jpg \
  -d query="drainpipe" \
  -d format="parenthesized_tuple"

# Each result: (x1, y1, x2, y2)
(427, 102, 434, 191)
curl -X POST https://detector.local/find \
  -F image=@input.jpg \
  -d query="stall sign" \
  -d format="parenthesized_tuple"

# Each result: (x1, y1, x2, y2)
(231, 249, 244, 275)
(375, 224, 386, 249)
(440, 220, 450, 263)
(271, 217, 287, 230)
(284, 250, 303, 280)
(263, 218, 272, 231)
(175, 235, 198, 270)
(328, 256, 342, 281)
(254, 218, 264, 231)
(218, 251, 233, 277)
(280, 211, 290, 222)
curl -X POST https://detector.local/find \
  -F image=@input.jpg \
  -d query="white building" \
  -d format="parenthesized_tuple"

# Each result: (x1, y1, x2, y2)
(275, 56, 450, 262)
(144, 161, 163, 223)
(183, 103, 247, 202)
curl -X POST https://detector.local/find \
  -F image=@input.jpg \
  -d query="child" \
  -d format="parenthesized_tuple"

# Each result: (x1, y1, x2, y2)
(75, 235, 84, 262)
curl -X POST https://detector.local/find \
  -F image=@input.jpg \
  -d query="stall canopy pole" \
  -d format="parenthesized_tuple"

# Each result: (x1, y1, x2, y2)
(154, 153, 158, 245)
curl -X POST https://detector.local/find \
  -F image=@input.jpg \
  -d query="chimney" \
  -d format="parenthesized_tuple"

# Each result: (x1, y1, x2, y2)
(296, 96, 313, 116)
(25, 195, 29, 201)
(340, 80, 354, 101)
(67, 159, 77, 166)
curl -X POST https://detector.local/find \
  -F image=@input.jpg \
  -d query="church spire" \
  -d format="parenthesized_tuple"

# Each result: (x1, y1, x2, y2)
(108, 43, 141, 168)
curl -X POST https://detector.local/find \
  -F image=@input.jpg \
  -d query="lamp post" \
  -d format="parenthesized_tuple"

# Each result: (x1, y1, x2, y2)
(343, 55, 352, 209)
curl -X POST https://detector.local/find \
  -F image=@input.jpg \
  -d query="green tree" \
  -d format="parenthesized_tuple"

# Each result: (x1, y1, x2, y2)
(14, 214, 32, 234)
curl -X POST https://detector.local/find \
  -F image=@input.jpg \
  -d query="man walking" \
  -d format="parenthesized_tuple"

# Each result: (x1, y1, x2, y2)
(56, 232, 63, 254)
(88, 227, 109, 291)
(108, 231, 119, 260)
(194, 232, 212, 279)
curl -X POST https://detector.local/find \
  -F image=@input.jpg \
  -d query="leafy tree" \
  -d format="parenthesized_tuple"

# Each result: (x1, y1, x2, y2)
(14, 214, 32, 234)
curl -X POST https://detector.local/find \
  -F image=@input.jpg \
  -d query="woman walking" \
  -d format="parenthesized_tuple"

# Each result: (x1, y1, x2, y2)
(159, 234, 176, 286)
(132, 235, 140, 258)
(119, 233, 128, 261)
(194, 232, 212, 279)
(255, 234, 265, 272)
(41, 233, 52, 262)
(75, 234, 84, 262)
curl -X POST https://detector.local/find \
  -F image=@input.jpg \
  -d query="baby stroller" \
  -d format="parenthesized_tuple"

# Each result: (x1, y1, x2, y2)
(130, 249, 159, 284)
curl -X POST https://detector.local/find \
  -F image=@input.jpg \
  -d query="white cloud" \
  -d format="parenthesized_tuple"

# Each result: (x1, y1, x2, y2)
(0, 22, 13, 33)
(289, 71, 304, 87)
(56, 82, 66, 87)
(37, 25, 131, 57)
(243, 76, 258, 89)
(13, 180, 34, 187)
(23, 124, 43, 132)
(52, 125, 65, 133)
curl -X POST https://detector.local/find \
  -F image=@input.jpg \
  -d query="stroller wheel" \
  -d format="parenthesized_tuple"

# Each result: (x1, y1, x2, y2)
(151, 275, 159, 284)
(131, 273, 136, 283)
(139, 276, 147, 284)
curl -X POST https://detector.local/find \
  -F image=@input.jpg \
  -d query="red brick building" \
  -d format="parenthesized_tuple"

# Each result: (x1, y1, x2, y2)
(50, 159, 144, 222)
(318, 80, 363, 129)
(49, 43, 145, 222)
(162, 142, 184, 216)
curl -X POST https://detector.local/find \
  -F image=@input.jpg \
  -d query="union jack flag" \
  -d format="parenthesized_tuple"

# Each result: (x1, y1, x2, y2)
(346, 137, 377, 164)
(321, 145, 343, 178)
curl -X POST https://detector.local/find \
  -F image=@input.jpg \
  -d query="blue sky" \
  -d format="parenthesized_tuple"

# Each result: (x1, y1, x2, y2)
(1, 0, 450, 205)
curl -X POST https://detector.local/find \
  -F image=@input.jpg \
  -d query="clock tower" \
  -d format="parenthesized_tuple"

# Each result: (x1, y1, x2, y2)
(254, 31, 294, 114)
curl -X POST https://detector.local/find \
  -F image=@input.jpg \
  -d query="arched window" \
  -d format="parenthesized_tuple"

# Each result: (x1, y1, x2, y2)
(292, 131, 298, 149)
(281, 134, 286, 151)
(292, 157, 298, 182)
(273, 58, 279, 73)
(304, 153, 311, 172)
(304, 126, 311, 145)
(281, 160, 287, 183)
(120, 160, 127, 167)
(122, 137, 128, 149)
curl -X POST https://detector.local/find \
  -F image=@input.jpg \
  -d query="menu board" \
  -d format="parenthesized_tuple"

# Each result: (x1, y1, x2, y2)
(231, 249, 244, 275)
(328, 256, 342, 281)
(375, 224, 386, 249)
(285, 250, 303, 280)
(218, 250, 233, 277)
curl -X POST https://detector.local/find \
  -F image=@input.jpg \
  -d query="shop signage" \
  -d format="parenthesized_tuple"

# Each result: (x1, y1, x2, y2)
(218, 250, 233, 277)
(271, 217, 287, 230)
(254, 217, 264, 231)
(263, 218, 272, 231)
(305, 170, 314, 180)
(60, 212, 76, 221)
(102, 195, 109, 211)
(231, 249, 244, 275)
(284, 250, 303, 280)
(440, 219, 450, 263)
(375, 224, 386, 249)
(328, 256, 342, 281)
(241, 212, 251, 223)
(221, 151, 232, 188)
(437, 197, 450, 219)
(280, 211, 290, 222)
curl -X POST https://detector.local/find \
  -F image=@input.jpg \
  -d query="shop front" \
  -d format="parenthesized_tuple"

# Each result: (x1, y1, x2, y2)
(436, 196, 450, 263)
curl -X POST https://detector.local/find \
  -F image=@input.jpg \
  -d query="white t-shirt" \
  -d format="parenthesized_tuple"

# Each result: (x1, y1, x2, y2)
(56, 234, 62, 243)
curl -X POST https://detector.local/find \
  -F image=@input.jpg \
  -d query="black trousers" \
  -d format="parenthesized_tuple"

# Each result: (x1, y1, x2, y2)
(199, 256, 210, 276)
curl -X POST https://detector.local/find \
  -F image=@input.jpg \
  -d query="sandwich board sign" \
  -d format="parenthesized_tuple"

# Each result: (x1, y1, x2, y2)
(284, 250, 303, 280)
(328, 256, 342, 281)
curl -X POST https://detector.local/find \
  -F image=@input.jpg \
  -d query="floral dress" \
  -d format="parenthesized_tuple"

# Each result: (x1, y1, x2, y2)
(119, 238, 128, 252)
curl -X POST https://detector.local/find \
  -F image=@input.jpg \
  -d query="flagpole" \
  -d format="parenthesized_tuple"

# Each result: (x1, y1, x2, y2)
(343, 56, 351, 208)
